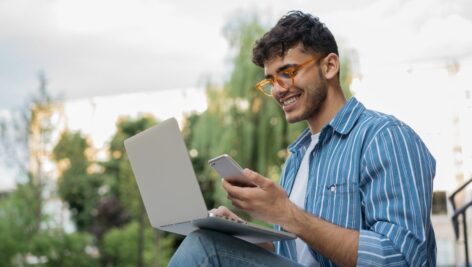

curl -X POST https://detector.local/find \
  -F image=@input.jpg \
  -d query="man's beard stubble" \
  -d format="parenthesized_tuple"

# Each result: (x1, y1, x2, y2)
(287, 69, 328, 124)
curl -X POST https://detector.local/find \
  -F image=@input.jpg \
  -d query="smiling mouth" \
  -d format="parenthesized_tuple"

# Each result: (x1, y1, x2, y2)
(281, 94, 301, 107)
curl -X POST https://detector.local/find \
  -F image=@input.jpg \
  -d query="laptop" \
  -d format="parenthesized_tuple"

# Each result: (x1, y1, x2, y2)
(124, 117, 296, 244)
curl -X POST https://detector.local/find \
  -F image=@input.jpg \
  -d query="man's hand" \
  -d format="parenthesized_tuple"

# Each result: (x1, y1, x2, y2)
(209, 205, 274, 251)
(208, 205, 246, 223)
(222, 168, 296, 226)
(223, 169, 359, 267)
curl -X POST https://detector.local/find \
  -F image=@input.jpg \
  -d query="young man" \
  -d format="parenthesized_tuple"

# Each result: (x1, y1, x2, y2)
(169, 11, 436, 267)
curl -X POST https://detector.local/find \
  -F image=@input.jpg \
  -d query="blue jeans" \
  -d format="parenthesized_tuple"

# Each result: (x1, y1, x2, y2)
(168, 229, 303, 267)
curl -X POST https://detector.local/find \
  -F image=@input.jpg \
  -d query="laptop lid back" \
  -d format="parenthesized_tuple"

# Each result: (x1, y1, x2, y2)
(124, 118, 208, 228)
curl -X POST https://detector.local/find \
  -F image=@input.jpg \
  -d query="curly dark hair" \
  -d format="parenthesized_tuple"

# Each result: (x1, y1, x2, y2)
(252, 11, 338, 67)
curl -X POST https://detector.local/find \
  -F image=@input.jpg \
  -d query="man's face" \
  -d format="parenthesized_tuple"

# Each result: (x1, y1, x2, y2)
(264, 44, 328, 124)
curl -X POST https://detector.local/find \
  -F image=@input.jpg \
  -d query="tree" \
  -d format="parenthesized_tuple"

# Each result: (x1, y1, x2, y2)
(52, 115, 180, 267)
(0, 72, 100, 267)
(53, 131, 103, 231)
(0, 183, 38, 266)
(101, 115, 174, 267)
(29, 230, 99, 267)
(0, 183, 100, 267)
(102, 221, 175, 267)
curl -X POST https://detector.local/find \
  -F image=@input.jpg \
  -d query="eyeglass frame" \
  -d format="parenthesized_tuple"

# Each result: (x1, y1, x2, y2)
(255, 55, 325, 96)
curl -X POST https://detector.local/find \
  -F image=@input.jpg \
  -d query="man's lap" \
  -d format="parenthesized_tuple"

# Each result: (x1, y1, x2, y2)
(168, 229, 302, 267)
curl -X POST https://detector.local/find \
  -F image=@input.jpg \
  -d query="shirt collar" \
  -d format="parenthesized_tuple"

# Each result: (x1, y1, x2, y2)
(288, 128, 312, 153)
(328, 97, 365, 135)
(288, 97, 365, 153)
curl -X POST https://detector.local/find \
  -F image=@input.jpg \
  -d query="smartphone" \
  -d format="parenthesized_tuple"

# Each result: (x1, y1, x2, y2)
(208, 154, 255, 187)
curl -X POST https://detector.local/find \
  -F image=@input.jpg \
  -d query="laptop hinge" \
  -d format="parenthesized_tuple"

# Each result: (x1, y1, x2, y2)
(160, 221, 192, 228)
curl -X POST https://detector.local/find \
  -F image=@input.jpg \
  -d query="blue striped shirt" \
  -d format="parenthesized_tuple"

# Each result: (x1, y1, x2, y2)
(275, 97, 436, 266)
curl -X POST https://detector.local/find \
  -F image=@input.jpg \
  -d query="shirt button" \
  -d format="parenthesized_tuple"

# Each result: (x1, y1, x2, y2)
(329, 184, 336, 192)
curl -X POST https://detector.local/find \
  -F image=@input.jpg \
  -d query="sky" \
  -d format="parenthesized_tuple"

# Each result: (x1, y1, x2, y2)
(1, 0, 471, 109)
(1, 0, 472, 193)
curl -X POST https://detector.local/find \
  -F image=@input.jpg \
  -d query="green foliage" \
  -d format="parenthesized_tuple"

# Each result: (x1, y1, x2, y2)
(0, 73, 101, 267)
(53, 131, 102, 231)
(0, 182, 98, 267)
(0, 184, 37, 266)
(102, 222, 174, 267)
(29, 231, 98, 267)
(340, 55, 353, 99)
(51, 115, 180, 267)
(53, 131, 89, 172)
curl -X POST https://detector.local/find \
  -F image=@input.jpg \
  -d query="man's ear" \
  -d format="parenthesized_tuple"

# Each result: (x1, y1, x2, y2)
(322, 53, 340, 80)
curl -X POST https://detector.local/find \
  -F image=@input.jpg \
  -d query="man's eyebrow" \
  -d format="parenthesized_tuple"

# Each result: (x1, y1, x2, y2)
(264, 63, 297, 78)
(278, 64, 296, 72)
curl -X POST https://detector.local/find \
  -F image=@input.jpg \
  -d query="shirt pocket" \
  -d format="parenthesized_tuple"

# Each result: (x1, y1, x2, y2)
(314, 181, 360, 229)
(325, 181, 357, 194)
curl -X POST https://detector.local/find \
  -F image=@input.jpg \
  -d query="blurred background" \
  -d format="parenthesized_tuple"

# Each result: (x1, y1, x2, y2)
(1, 0, 472, 266)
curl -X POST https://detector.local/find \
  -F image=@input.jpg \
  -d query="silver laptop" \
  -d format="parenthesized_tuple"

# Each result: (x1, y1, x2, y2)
(124, 117, 296, 244)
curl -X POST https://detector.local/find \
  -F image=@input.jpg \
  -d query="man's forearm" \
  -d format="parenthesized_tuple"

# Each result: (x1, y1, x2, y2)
(281, 203, 359, 267)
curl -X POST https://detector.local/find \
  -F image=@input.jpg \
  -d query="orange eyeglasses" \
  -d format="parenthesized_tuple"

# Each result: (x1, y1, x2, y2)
(255, 58, 318, 96)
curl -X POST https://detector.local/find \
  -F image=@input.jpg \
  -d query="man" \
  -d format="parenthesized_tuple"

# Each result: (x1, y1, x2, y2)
(169, 11, 436, 267)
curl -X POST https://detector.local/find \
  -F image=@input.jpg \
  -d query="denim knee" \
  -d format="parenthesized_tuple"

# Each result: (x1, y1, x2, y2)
(168, 229, 219, 267)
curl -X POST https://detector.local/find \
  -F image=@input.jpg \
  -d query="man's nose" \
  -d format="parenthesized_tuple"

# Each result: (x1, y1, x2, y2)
(271, 81, 289, 98)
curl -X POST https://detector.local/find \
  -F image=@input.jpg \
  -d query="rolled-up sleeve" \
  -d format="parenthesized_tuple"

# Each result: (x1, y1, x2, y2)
(357, 124, 436, 266)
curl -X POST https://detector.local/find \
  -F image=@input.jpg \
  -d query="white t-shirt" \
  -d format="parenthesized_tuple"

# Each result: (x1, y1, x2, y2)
(289, 133, 320, 267)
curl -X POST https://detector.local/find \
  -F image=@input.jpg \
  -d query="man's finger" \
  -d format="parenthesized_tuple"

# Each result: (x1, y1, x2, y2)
(242, 168, 271, 188)
(209, 206, 245, 223)
(227, 191, 243, 201)
(216, 206, 232, 217)
(222, 179, 248, 200)
(230, 198, 247, 211)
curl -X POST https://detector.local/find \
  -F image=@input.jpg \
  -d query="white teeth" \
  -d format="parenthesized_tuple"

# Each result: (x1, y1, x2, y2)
(283, 97, 298, 106)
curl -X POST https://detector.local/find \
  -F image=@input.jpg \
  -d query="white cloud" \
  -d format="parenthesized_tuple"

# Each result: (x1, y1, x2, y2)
(0, 0, 228, 108)
(63, 87, 207, 148)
